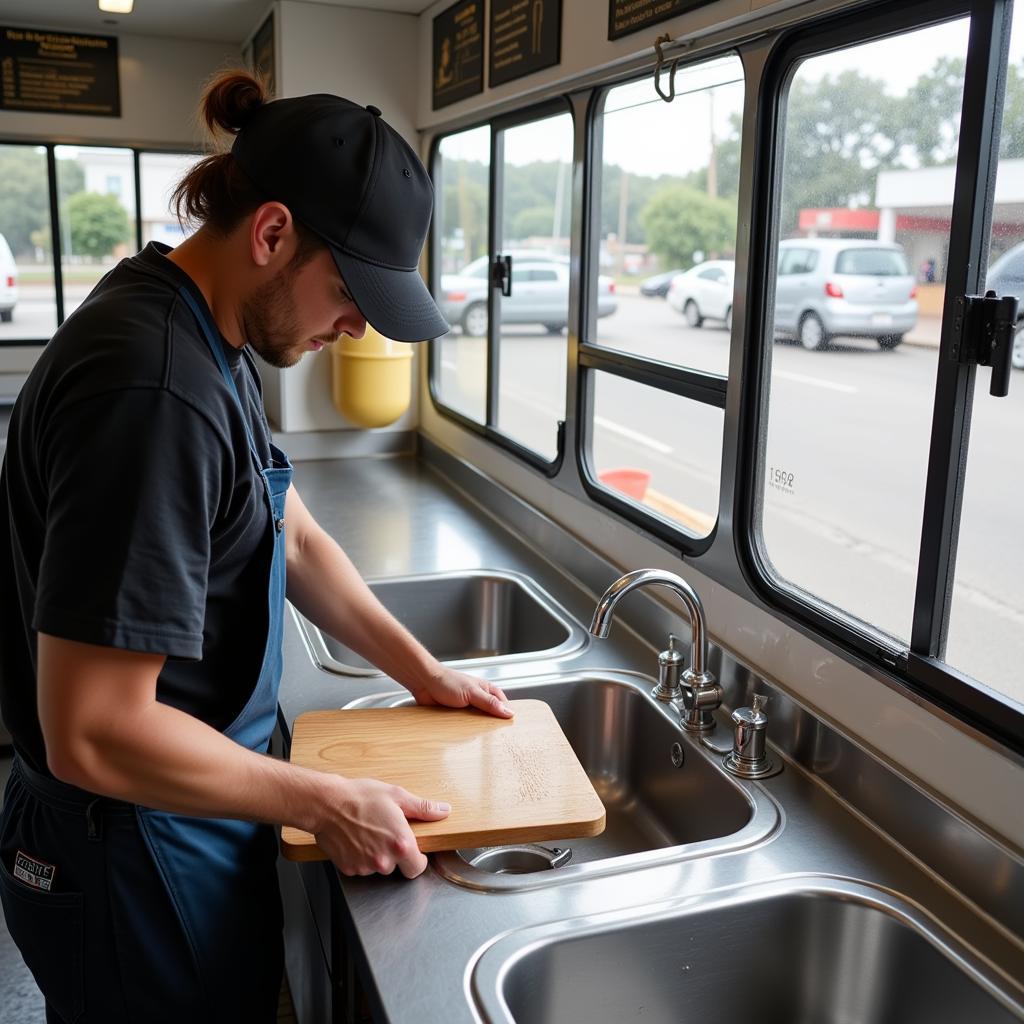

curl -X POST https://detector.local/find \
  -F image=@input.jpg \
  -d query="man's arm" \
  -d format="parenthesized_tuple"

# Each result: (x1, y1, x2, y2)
(37, 633, 447, 878)
(283, 485, 512, 717)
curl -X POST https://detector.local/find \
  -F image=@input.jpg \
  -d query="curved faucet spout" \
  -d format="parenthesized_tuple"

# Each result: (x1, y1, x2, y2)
(589, 568, 708, 677)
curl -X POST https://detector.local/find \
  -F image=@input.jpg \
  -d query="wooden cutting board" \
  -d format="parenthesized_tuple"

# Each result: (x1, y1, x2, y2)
(280, 699, 606, 860)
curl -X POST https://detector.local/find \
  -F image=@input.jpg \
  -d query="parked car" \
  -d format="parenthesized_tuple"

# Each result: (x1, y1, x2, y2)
(666, 260, 735, 329)
(773, 238, 917, 351)
(640, 268, 685, 297)
(440, 252, 617, 336)
(984, 240, 1024, 370)
(0, 232, 17, 324)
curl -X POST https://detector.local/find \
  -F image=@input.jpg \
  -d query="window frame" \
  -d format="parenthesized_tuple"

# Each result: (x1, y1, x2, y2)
(734, 0, 1024, 754)
(427, 97, 574, 478)
(575, 57, 745, 555)
(0, 140, 198, 348)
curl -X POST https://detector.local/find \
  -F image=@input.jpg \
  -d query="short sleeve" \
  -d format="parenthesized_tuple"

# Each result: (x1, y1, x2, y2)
(34, 389, 226, 659)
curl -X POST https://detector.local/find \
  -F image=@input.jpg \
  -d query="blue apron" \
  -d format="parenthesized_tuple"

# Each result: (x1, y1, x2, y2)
(0, 286, 293, 1022)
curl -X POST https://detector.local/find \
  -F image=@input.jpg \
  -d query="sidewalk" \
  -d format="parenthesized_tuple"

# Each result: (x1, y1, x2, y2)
(905, 314, 941, 349)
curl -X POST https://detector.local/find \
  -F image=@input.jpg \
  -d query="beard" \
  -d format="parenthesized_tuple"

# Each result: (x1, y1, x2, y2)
(241, 262, 337, 368)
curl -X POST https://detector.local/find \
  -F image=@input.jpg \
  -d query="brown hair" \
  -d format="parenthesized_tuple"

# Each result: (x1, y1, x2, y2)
(172, 69, 320, 262)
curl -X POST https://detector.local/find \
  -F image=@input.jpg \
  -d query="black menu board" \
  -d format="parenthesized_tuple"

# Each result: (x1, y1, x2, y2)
(489, 0, 561, 88)
(0, 26, 120, 117)
(608, 0, 709, 40)
(433, 0, 484, 110)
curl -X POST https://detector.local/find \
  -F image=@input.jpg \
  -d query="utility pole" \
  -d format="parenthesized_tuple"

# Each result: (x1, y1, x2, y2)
(617, 168, 629, 273)
(707, 88, 718, 199)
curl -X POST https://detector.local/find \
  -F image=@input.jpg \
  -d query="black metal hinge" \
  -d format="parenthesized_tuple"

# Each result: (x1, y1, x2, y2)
(950, 291, 1019, 397)
(491, 254, 512, 297)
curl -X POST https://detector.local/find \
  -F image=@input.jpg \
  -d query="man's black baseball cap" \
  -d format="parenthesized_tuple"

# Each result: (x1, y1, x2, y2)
(232, 94, 449, 342)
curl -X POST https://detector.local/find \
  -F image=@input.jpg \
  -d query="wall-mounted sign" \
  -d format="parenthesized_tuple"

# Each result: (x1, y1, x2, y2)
(251, 13, 275, 97)
(0, 26, 120, 117)
(433, 0, 484, 110)
(608, 0, 710, 41)
(489, 0, 561, 88)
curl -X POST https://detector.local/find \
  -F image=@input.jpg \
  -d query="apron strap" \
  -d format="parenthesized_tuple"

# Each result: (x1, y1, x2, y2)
(178, 287, 266, 469)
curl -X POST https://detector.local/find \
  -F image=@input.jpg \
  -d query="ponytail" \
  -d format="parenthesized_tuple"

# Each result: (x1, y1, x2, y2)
(171, 68, 318, 264)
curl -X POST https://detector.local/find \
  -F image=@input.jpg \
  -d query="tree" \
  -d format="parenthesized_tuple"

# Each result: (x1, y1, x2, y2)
(897, 55, 965, 167)
(640, 184, 737, 268)
(439, 158, 488, 269)
(0, 149, 83, 258)
(66, 191, 130, 260)
(511, 204, 556, 240)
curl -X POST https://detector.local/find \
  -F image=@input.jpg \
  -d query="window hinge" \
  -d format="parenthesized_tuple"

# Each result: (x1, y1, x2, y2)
(950, 292, 1019, 397)
(491, 254, 512, 297)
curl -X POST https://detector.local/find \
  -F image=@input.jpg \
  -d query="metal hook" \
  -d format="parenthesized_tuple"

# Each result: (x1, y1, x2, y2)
(653, 32, 679, 103)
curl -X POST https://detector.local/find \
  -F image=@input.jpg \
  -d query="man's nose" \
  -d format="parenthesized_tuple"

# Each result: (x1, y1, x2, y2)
(338, 308, 367, 340)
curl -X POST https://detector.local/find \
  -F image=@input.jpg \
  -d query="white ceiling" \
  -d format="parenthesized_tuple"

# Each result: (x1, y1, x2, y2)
(0, 0, 437, 44)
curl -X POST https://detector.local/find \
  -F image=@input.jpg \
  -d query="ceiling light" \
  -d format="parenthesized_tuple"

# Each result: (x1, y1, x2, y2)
(98, 0, 133, 13)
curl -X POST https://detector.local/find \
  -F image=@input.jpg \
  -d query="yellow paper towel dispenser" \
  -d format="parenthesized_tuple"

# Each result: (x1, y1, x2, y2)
(331, 326, 414, 428)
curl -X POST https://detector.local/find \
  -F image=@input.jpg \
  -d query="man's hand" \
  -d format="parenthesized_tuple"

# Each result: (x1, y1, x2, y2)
(314, 778, 450, 879)
(405, 668, 513, 719)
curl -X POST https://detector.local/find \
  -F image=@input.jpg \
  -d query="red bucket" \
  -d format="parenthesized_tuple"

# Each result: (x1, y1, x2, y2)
(598, 468, 651, 501)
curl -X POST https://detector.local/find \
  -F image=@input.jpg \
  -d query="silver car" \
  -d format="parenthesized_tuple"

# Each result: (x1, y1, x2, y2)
(440, 252, 617, 336)
(773, 238, 918, 350)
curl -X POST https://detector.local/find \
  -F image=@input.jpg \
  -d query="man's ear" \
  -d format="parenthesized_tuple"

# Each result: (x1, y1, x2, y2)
(250, 202, 294, 268)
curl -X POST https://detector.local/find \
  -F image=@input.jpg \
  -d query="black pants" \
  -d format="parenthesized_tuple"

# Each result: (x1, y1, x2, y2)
(0, 758, 282, 1023)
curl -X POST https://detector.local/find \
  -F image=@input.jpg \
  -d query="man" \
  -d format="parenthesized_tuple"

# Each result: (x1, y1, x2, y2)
(0, 70, 511, 1022)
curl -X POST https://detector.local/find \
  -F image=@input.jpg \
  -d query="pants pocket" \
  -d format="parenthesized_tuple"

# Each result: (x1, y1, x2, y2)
(0, 855, 84, 1023)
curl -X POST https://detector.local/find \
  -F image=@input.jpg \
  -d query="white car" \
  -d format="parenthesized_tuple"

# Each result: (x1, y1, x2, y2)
(0, 232, 17, 323)
(440, 252, 617, 336)
(666, 260, 735, 330)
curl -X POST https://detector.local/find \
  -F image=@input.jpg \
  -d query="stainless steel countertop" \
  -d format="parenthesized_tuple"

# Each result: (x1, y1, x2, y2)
(278, 453, 1024, 1024)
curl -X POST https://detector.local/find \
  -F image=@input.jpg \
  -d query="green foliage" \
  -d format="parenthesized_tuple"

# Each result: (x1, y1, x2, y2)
(66, 191, 130, 260)
(640, 184, 737, 268)
(511, 204, 556, 239)
(0, 149, 83, 258)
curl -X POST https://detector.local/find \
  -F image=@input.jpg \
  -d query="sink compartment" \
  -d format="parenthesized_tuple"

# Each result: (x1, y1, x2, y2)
(474, 879, 1024, 1023)
(345, 673, 778, 890)
(295, 570, 586, 676)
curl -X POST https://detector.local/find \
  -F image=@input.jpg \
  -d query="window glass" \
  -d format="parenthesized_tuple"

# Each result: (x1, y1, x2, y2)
(434, 126, 490, 422)
(0, 144, 57, 340)
(593, 55, 745, 376)
(139, 152, 202, 248)
(834, 248, 909, 276)
(494, 112, 573, 461)
(55, 146, 137, 319)
(946, 10, 1024, 707)
(590, 372, 722, 537)
(759, 19, 969, 642)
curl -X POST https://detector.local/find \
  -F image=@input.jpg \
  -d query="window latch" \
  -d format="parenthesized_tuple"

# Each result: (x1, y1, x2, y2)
(491, 254, 512, 297)
(950, 291, 1019, 397)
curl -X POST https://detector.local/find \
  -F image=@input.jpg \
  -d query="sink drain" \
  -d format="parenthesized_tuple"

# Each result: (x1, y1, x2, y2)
(461, 844, 573, 874)
(671, 742, 685, 767)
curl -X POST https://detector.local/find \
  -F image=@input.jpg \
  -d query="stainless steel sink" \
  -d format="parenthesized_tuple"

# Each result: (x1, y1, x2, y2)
(471, 877, 1024, 1023)
(293, 569, 587, 676)
(346, 671, 779, 891)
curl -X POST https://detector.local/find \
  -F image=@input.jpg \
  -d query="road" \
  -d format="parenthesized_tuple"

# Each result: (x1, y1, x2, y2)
(439, 293, 1024, 703)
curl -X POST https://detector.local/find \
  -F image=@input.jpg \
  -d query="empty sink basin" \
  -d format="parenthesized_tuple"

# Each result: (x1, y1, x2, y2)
(472, 877, 1024, 1023)
(295, 569, 586, 676)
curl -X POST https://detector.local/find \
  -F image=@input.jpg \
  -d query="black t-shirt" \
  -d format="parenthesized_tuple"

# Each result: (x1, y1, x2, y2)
(0, 242, 277, 776)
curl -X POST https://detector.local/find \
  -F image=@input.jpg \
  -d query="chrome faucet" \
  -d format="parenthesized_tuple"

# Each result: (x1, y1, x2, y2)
(589, 568, 723, 733)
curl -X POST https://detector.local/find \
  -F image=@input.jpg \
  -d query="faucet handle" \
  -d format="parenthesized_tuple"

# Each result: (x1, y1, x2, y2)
(653, 634, 684, 703)
(724, 693, 780, 779)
